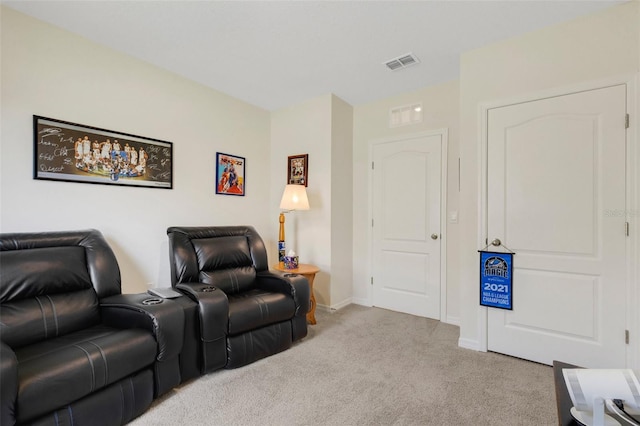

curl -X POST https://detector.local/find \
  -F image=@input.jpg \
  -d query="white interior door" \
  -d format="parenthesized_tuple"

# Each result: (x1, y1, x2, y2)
(487, 84, 628, 368)
(372, 133, 442, 319)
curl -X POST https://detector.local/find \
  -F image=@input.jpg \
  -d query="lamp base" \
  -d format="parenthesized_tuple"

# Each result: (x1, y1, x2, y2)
(278, 212, 286, 268)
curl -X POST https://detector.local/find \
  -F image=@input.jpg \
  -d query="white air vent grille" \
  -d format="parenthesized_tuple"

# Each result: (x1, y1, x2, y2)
(384, 53, 420, 71)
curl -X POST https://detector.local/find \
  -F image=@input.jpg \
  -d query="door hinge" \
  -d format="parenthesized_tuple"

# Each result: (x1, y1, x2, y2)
(625, 329, 629, 344)
(370, 277, 374, 285)
(626, 222, 630, 237)
(372, 161, 375, 170)
(625, 114, 630, 129)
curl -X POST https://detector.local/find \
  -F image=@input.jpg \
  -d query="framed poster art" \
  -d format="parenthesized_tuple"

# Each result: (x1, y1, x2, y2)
(216, 152, 245, 196)
(34, 115, 173, 189)
(287, 154, 308, 186)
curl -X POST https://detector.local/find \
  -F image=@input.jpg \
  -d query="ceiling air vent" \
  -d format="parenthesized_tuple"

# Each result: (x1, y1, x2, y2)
(384, 53, 420, 71)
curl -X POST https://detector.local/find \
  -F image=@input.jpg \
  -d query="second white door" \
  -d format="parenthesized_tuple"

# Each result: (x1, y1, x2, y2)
(486, 84, 628, 367)
(372, 132, 443, 319)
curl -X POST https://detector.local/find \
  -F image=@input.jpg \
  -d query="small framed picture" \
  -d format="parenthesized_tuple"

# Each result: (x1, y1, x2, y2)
(216, 152, 245, 196)
(287, 154, 308, 187)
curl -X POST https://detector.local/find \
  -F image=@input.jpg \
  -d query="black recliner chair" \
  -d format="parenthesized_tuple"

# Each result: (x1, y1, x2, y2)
(0, 229, 184, 426)
(167, 226, 310, 372)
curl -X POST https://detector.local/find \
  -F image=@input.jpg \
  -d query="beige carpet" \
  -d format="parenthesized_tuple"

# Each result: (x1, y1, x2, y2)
(130, 305, 557, 425)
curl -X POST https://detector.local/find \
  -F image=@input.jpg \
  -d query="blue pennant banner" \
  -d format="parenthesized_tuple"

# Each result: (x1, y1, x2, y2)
(479, 251, 513, 310)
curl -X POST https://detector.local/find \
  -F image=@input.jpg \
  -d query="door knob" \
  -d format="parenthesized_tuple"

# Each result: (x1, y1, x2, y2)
(431, 233, 439, 240)
(491, 238, 502, 246)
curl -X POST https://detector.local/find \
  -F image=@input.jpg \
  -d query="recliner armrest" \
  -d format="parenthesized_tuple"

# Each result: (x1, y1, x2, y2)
(1, 341, 17, 426)
(100, 294, 184, 362)
(257, 272, 310, 316)
(175, 283, 229, 373)
(175, 283, 228, 342)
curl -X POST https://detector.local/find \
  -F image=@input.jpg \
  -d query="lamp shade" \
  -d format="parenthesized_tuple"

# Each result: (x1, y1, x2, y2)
(280, 184, 310, 211)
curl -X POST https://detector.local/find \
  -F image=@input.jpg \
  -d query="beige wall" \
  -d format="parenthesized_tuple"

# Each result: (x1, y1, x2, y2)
(458, 2, 640, 355)
(352, 80, 460, 323)
(330, 95, 354, 307)
(0, 7, 272, 293)
(270, 95, 333, 306)
(270, 94, 354, 308)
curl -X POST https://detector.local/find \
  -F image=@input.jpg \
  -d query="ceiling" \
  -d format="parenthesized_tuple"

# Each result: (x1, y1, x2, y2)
(2, 0, 625, 111)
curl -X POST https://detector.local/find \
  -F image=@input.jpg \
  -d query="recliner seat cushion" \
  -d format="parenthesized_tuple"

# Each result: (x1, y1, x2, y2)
(15, 325, 156, 423)
(227, 289, 296, 335)
(28, 369, 154, 426)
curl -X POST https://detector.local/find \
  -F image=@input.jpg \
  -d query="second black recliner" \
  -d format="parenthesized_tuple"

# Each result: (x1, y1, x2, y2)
(167, 226, 310, 372)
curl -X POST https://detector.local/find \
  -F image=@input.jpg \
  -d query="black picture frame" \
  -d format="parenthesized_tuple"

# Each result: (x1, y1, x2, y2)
(215, 152, 245, 196)
(33, 115, 173, 189)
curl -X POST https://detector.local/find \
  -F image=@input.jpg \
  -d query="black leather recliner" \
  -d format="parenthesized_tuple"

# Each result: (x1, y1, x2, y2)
(0, 230, 184, 426)
(167, 226, 310, 372)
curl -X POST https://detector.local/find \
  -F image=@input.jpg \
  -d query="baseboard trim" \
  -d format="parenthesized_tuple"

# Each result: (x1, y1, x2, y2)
(351, 297, 371, 307)
(317, 298, 352, 312)
(331, 298, 352, 311)
(445, 315, 460, 326)
(458, 337, 483, 352)
(316, 303, 331, 312)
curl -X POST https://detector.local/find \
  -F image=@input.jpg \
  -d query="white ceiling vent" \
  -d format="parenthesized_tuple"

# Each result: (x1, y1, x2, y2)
(384, 53, 420, 71)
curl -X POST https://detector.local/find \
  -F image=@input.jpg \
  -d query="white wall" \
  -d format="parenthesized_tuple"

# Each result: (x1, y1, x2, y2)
(330, 95, 354, 308)
(1, 7, 272, 293)
(270, 95, 333, 306)
(352, 80, 460, 323)
(270, 94, 353, 309)
(458, 2, 640, 361)
(636, 0, 640, 370)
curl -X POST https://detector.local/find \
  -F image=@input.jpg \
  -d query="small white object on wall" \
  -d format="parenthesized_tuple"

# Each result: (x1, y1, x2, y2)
(389, 103, 423, 127)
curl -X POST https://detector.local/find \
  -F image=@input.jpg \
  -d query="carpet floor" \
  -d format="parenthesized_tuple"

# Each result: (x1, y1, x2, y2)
(130, 304, 557, 425)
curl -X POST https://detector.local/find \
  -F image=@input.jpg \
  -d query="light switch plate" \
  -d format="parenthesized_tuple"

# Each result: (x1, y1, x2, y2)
(449, 211, 458, 224)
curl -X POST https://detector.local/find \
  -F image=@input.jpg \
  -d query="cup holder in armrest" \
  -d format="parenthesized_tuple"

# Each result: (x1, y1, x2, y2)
(142, 297, 164, 306)
(200, 286, 216, 292)
(283, 273, 299, 278)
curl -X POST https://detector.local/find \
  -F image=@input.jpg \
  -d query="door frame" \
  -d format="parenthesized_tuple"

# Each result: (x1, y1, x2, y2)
(367, 129, 449, 322)
(477, 74, 639, 368)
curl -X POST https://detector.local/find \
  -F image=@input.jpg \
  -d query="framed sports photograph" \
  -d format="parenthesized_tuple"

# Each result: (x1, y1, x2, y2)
(287, 154, 308, 186)
(34, 115, 173, 189)
(216, 152, 245, 196)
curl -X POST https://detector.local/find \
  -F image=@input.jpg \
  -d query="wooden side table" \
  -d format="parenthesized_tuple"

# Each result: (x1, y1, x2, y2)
(272, 263, 319, 325)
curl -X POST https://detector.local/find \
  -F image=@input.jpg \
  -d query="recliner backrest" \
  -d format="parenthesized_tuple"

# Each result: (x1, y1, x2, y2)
(167, 226, 269, 294)
(0, 229, 122, 348)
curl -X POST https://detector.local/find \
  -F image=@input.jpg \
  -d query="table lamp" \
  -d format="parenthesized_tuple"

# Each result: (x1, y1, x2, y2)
(279, 184, 310, 268)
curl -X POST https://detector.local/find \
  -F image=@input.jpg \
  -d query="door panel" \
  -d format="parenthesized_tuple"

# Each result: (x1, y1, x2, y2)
(503, 116, 598, 255)
(507, 269, 598, 339)
(372, 134, 442, 319)
(487, 84, 627, 368)
(382, 153, 427, 241)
